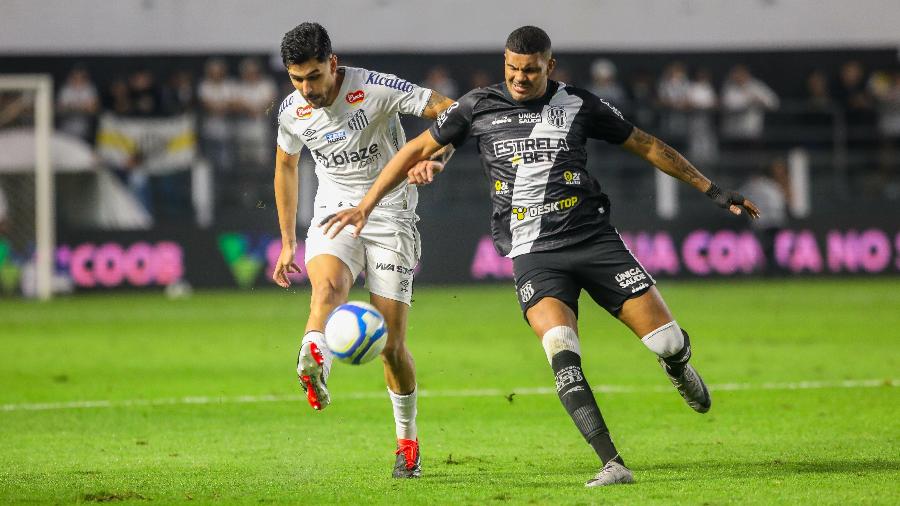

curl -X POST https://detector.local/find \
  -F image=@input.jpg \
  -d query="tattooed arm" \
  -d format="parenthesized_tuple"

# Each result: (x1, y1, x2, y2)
(407, 90, 456, 184)
(622, 127, 710, 192)
(622, 127, 761, 218)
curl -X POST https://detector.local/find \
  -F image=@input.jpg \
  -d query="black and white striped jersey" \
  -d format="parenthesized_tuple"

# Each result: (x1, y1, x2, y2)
(429, 81, 633, 258)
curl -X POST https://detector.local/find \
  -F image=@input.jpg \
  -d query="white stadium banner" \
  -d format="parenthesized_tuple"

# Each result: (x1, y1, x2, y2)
(96, 114, 197, 175)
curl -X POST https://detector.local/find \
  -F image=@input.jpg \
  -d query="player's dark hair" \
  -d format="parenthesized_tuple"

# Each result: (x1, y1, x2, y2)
(505, 26, 552, 55)
(281, 22, 332, 67)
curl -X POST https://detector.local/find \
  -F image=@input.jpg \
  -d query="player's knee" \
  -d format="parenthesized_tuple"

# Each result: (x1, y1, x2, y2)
(641, 320, 684, 357)
(310, 278, 349, 307)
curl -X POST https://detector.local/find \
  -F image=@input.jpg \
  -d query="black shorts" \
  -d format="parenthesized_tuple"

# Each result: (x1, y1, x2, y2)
(512, 226, 655, 319)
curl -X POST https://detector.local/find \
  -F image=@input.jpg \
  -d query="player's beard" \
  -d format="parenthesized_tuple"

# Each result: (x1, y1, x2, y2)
(508, 79, 534, 100)
(304, 93, 326, 108)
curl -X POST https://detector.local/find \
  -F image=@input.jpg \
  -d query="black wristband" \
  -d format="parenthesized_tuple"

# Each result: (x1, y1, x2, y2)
(705, 183, 722, 201)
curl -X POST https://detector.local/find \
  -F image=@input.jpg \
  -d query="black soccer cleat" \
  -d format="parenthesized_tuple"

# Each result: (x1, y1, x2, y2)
(392, 439, 421, 478)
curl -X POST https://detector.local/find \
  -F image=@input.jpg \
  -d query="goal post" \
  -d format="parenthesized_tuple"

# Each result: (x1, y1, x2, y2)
(0, 74, 54, 300)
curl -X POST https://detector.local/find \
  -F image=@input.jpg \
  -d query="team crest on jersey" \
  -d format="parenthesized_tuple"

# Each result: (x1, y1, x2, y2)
(547, 106, 566, 128)
(494, 180, 510, 195)
(346, 90, 365, 104)
(296, 105, 313, 119)
(348, 109, 369, 131)
(563, 170, 581, 185)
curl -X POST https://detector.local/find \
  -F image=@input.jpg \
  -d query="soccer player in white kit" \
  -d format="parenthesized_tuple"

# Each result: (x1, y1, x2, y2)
(270, 22, 455, 478)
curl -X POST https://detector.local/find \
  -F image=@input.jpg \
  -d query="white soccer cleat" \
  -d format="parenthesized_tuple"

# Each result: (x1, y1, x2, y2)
(585, 460, 634, 487)
(659, 359, 711, 413)
(297, 339, 332, 410)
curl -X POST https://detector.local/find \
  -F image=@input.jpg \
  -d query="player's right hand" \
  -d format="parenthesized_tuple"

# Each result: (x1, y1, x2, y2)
(320, 207, 368, 239)
(706, 184, 762, 219)
(407, 160, 444, 185)
(272, 242, 302, 288)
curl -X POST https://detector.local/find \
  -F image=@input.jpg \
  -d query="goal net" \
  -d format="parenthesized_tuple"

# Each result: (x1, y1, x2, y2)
(0, 75, 54, 300)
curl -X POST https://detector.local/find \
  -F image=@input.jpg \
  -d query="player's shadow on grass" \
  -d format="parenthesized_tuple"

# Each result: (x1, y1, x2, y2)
(638, 458, 900, 480)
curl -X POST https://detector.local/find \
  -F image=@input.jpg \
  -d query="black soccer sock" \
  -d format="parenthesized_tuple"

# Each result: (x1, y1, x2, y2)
(551, 350, 624, 466)
(662, 329, 693, 377)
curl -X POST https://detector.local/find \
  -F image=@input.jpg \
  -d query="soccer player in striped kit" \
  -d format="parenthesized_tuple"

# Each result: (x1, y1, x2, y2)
(322, 26, 760, 487)
(271, 22, 455, 478)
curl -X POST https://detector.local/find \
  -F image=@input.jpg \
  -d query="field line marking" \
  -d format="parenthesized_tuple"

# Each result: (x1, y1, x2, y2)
(1, 379, 895, 413)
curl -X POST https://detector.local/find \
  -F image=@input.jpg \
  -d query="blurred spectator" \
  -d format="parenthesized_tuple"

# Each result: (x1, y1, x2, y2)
(834, 61, 874, 123)
(628, 69, 656, 128)
(588, 59, 628, 109)
(423, 66, 459, 99)
(801, 70, 834, 145)
(161, 69, 196, 114)
(721, 65, 779, 143)
(128, 70, 162, 116)
(686, 69, 718, 165)
(740, 157, 791, 274)
(469, 70, 494, 89)
(198, 58, 236, 175)
(56, 66, 99, 141)
(234, 58, 277, 167)
(657, 62, 691, 142)
(106, 77, 132, 115)
(554, 66, 573, 86)
(870, 69, 900, 197)
(805, 70, 833, 112)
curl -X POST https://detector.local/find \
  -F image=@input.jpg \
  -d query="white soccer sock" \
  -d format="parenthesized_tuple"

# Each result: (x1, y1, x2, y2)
(388, 386, 418, 441)
(301, 330, 333, 376)
(541, 326, 581, 363)
(640, 321, 684, 358)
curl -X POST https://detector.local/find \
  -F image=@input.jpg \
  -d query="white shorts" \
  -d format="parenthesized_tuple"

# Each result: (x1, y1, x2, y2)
(304, 213, 421, 305)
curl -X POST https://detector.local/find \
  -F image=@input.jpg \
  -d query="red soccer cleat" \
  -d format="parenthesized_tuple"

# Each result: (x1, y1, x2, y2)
(297, 341, 330, 410)
(392, 438, 421, 478)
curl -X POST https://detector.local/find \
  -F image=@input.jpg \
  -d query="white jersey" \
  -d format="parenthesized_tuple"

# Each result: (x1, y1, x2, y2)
(276, 66, 433, 218)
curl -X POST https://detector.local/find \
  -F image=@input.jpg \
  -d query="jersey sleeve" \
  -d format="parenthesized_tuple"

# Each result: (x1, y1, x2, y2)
(367, 71, 433, 117)
(583, 92, 634, 144)
(274, 93, 304, 155)
(276, 122, 303, 155)
(428, 90, 477, 148)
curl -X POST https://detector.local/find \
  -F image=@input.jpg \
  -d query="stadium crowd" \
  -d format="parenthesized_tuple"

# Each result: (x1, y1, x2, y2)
(2, 55, 899, 226)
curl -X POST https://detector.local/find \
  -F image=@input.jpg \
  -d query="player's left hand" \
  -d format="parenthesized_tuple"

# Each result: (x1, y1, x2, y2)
(407, 160, 444, 185)
(706, 184, 761, 219)
(319, 207, 368, 239)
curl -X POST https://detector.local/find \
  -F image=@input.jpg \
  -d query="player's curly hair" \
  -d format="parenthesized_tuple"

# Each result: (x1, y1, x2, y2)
(281, 22, 332, 67)
(506, 26, 551, 55)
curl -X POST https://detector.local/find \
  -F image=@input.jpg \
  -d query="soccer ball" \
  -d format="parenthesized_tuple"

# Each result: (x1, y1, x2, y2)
(324, 301, 388, 365)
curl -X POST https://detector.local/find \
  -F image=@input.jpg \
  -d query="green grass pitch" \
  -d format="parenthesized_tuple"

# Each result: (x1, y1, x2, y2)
(1, 279, 898, 504)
